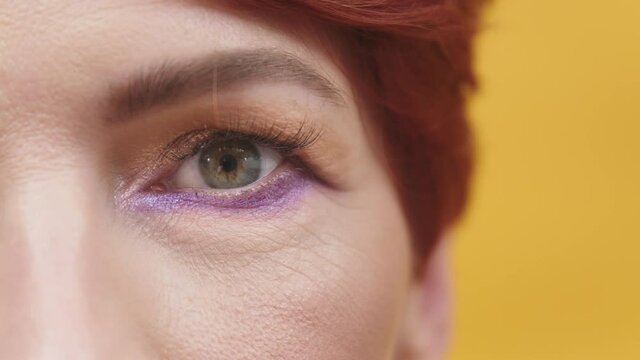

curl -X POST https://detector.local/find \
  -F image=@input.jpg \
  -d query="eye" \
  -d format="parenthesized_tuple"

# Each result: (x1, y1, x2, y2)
(171, 137, 283, 190)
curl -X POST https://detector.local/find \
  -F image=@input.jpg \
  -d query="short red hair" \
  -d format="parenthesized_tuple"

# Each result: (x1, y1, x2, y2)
(242, 1, 485, 268)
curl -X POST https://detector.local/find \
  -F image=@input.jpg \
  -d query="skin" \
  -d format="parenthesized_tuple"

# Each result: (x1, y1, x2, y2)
(0, 1, 446, 359)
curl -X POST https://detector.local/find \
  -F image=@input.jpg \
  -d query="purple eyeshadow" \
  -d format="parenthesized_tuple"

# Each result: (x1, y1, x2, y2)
(120, 169, 308, 214)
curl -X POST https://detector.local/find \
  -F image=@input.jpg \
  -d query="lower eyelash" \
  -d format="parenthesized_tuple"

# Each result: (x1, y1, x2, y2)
(120, 168, 309, 213)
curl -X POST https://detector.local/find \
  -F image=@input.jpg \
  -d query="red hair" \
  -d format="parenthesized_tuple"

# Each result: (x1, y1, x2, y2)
(242, 1, 485, 269)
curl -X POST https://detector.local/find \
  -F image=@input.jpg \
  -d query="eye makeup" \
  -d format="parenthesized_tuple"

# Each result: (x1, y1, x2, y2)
(111, 89, 355, 217)
(116, 115, 322, 213)
(120, 167, 309, 213)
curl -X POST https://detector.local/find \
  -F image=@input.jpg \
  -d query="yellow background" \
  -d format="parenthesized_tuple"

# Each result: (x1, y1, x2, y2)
(451, 1, 640, 359)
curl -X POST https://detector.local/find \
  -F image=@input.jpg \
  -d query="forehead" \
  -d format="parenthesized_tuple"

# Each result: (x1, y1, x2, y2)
(2, 0, 301, 52)
(0, 0, 349, 122)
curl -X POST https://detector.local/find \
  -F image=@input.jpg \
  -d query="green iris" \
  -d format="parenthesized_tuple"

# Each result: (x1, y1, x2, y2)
(198, 138, 261, 189)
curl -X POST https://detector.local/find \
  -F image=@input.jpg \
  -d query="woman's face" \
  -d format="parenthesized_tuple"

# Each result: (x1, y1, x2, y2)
(0, 1, 416, 358)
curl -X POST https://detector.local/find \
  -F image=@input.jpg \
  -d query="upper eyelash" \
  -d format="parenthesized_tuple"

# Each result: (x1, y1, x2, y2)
(160, 118, 323, 163)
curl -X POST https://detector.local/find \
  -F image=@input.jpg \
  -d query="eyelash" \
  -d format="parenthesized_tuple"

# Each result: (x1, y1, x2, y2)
(162, 120, 322, 164)
(147, 118, 323, 193)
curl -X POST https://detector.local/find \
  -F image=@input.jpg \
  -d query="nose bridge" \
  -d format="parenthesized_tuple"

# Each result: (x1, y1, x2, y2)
(4, 166, 154, 359)
(22, 169, 100, 358)
(0, 182, 34, 358)
(0, 125, 142, 358)
(3, 158, 110, 358)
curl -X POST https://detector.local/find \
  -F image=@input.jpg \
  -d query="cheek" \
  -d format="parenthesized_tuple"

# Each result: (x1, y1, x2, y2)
(112, 183, 412, 359)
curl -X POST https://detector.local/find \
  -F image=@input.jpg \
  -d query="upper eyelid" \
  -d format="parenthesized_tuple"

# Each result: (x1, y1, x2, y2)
(160, 120, 323, 163)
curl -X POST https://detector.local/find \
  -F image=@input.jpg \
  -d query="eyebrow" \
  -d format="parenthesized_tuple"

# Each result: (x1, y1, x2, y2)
(108, 49, 346, 119)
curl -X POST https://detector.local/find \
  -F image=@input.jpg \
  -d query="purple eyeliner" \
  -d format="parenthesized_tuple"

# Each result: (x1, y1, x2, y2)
(120, 169, 308, 213)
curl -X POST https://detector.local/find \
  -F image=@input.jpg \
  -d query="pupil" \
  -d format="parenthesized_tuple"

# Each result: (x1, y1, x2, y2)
(219, 154, 238, 173)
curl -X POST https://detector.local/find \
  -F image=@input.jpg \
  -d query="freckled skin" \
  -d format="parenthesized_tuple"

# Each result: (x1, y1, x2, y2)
(0, 1, 447, 359)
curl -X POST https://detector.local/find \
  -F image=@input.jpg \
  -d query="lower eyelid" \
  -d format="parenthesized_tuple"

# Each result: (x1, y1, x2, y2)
(120, 168, 310, 213)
